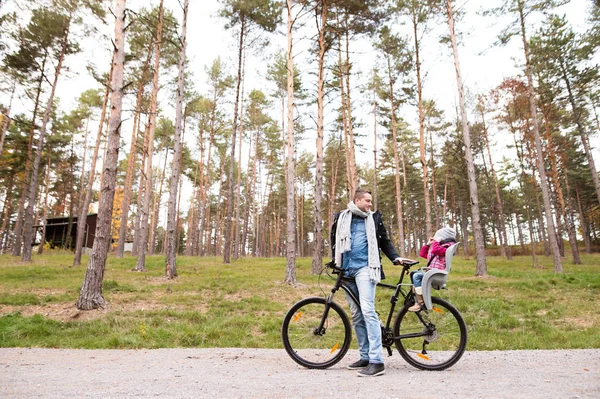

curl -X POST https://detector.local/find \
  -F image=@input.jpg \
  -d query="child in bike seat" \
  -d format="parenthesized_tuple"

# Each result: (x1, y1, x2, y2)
(409, 227, 457, 312)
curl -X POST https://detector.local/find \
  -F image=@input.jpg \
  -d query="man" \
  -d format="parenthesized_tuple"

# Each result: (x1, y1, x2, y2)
(330, 188, 401, 377)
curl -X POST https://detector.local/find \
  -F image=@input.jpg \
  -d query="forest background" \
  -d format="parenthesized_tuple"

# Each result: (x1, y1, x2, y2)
(0, 0, 599, 311)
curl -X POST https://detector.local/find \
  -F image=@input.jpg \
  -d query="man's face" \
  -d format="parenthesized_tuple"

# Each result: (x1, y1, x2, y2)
(355, 193, 372, 212)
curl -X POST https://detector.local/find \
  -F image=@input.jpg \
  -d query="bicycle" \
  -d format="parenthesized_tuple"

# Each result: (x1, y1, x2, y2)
(281, 252, 467, 371)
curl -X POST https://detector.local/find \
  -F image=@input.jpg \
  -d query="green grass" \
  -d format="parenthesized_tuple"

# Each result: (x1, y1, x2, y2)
(0, 251, 599, 350)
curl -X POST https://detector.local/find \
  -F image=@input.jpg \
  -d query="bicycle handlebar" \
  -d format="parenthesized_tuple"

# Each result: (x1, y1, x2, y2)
(325, 258, 419, 272)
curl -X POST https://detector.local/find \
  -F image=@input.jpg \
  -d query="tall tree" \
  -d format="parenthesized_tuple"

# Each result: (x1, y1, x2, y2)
(135, 0, 165, 272)
(22, 8, 78, 262)
(164, 0, 189, 279)
(396, 0, 437, 238)
(76, 0, 127, 310)
(444, 0, 488, 276)
(534, 14, 600, 208)
(219, 0, 281, 264)
(5, 8, 65, 256)
(374, 25, 412, 256)
(115, 6, 159, 258)
(312, 0, 329, 275)
(284, 0, 296, 284)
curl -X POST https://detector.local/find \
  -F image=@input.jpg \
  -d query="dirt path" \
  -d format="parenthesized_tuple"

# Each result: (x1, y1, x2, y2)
(1, 348, 598, 398)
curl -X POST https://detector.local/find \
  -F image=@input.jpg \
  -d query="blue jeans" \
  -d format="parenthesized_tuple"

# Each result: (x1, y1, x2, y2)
(412, 271, 424, 288)
(344, 267, 383, 364)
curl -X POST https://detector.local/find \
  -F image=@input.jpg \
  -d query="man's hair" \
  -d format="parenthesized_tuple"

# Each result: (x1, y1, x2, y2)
(354, 188, 372, 201)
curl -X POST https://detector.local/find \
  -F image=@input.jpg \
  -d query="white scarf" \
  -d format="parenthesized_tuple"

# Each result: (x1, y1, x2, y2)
(335, 201, 381, 284)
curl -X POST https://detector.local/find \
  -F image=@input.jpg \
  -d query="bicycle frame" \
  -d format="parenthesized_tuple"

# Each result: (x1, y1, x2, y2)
(319, 263, 420, 355)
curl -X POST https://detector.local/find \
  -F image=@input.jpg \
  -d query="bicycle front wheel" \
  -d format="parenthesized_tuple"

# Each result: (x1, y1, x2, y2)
(281, 297, 351, 369)
(394, 296, 467, 371)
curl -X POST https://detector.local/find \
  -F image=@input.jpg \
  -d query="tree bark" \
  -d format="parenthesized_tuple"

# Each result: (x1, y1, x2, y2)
(311, 0, 326, 275)
(37, 158, 51, 255)
(73, 56, 114, 265)
(76, 0, 127, 310)
(164, 0, 188, 279)
(285, 0, 297, 283)
(343, 28, 358, 195)
(372, 93, 378, 210)
(445, 0, 487, 276)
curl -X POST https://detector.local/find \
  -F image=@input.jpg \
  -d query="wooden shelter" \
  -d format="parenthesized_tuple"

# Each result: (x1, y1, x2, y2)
(36, 214, 97, 249)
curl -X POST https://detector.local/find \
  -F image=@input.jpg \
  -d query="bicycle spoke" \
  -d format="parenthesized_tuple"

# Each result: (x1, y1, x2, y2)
(394, 296, 467, 370)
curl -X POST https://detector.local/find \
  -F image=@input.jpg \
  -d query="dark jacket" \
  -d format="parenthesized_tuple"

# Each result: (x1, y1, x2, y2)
(330, 210, 399, 280)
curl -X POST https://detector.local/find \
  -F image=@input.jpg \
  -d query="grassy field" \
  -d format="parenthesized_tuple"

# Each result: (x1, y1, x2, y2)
(0, 251, 599, 350)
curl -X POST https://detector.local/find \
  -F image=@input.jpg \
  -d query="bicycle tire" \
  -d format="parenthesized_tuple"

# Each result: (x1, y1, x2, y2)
(393, 296, 467, 371)
(281, 297, 352, 369)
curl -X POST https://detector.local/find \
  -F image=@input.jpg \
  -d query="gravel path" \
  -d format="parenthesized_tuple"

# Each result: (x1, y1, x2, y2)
(1, 348, 598, 398)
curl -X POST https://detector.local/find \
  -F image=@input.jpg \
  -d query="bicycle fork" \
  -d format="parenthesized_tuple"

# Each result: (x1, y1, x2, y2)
(314, 276, 344, 336)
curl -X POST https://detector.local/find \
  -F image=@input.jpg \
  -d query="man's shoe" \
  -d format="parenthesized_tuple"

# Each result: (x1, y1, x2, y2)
(357, 363, 385, 377)
(347, 359, 369, 370)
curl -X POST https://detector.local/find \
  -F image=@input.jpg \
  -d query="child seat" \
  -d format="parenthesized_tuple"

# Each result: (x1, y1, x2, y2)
(421, 243, 459, 310)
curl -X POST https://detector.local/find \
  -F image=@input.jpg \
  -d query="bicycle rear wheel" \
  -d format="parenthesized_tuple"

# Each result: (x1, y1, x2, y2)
(281, 297, 351, 369)
(393, 296, 467, 371)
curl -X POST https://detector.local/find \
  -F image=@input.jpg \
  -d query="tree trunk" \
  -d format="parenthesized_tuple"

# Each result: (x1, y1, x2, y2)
(445, 0, 487, 276)
(372, 93, 378, 210)
(135, 0, 164, 272)
(285, 0, 297, 283)
(223, 15, 245, 264)
(22, 17, 71, 262)
(518, 3, 562, 273)
(575, 185, 592, 254)
(150, 148, 168, 255)
(74, 55, 115, 265)
(37, 158, 51, 255)
(76, 0, 127, 310)
(233, 48, 247, 260)
(412, 15, 432, 239)
(0, 80, 15, 160)
(164, 0, 188, 278)
(116, 48, 152, 258)
(556, 144, 581, 264)
(386, 57, 406, 256)
(558, 63, 600, 207)
(0, 175, 15, 252)
(131, 135, 146, 257)
(311, 0, 326, 275)
(480, 104, 511, 259)
(343, 28, 358, 195)
(12, 54, 47, 256)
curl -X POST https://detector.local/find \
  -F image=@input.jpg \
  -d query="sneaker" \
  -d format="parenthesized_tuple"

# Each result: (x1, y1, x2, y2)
(408, 302, 424, 312)
(347, 359, 369, 370)
(357, 363, 385, 377)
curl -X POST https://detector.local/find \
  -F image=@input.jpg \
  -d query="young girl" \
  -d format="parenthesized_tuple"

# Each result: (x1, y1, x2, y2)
(409, 227, 457, 312)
